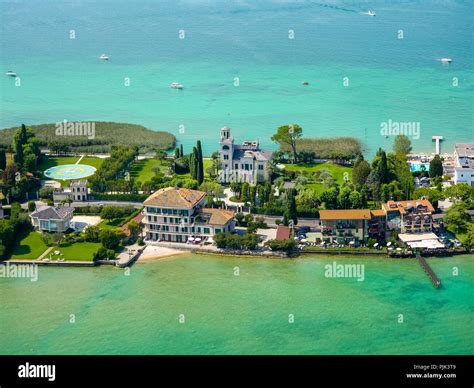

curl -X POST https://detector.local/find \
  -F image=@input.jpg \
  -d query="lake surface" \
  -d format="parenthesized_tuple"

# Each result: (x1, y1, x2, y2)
(1, 254, 473, 355)
(1, 0, 473, 157)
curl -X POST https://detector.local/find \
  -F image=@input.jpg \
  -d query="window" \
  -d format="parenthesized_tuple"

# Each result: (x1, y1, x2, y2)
(244, 164, 249, 171)
(258, 164, 263, 170)
(235, 164, 238, 169)
(204, 227, 210, 234)
(215, 228, 221, 234)
(222, 145, 229, 150)
(224, 155, 229, 160)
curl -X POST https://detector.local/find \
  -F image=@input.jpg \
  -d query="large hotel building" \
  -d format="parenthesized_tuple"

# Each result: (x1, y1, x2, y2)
(143, 187, 235, 243)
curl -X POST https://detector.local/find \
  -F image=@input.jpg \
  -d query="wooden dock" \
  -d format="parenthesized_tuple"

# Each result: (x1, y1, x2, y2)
(416, 255, 441, 289)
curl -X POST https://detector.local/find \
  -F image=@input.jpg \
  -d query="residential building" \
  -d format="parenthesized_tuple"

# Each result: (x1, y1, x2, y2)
(453, 143, 474, 186)
(218, 127, 273, 184)
(53, 180, 88, 203)
(316, 199, 435, 244)
(143, 187, 235, 243)
(382, 199, 434, 234)
(30, 206, 75, 232)
(317, 209, 372, 244)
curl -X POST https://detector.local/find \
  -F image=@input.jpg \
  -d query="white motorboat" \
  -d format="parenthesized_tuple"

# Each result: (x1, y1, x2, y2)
(363, 10, 376, 16)
(5, 70, 17, 77)
(170, 82, 184, 89)
(99, 54, 109, 60)
(439, 58, 452, 63)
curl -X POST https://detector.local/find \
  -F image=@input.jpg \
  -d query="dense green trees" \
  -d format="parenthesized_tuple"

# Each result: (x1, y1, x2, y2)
(352, 157, 371, 188)
(89, 145, 139, 192)
(429, 155, 443, 178)
(213, 232, 259, 250)
(12, 124, 41, 172)
(265, 238, 297, 253)
(392, 135, 412, 155)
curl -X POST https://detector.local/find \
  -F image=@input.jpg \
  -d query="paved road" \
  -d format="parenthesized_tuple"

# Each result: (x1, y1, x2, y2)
(19, 200, 143, 210)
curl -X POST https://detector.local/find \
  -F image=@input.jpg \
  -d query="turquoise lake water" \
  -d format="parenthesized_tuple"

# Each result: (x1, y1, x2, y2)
(0, 254, 473, 355)
(1, 0, 473, 156)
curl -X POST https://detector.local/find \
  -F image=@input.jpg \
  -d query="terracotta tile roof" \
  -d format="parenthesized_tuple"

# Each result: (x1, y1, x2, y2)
(276, 226, 291, 240)
(144, 187, 206, 208)
(319, 209, 372, 220)
(201, 208, 235, 225)
(121, 212, 145, 237)
(371, 209, 386, 217)
(382, 199, 434, 214)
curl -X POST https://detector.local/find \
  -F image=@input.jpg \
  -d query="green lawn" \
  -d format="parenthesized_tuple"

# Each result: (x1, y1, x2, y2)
(11, 232, 49, 260)
(55, 242, 102, 261)
(78, 156, 105, 170)
(37, 156, 80, 172)
(130, 159, 169, 183)
(99, 218, 128, 230)
(284, 162, 352, 193)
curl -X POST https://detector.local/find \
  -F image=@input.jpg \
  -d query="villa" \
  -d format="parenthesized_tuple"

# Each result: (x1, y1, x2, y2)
(53, 180, 88, 203)
(453, 143, 474, 186)
(30, 205, 75, 233)
(218, 127, 273, 184)
(143, 187, 235, 243)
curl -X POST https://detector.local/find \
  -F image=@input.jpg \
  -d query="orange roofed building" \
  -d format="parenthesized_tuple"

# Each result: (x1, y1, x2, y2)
(143, 187, 235, 243)
(316, 199, 435, 244)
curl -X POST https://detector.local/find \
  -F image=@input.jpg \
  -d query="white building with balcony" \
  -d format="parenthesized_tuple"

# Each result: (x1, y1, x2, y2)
(143, 187, 235, 243)
(454, 143, 474, 186)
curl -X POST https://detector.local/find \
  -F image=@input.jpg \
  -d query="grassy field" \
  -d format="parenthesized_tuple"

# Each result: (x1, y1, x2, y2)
(79, 156, 106, 169)
(130, 159, 169, 182)
(55, 242, 101, 261)
(38, 155, 105, 172)
(10, 232, 49, 260)
(37, 156, 80, 171)
(284, 162, 352, 193)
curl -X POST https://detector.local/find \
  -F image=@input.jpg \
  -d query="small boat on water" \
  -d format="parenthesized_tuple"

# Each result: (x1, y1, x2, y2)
(5, 70, 17, 77)
(439, 58, 452, 63)
(170, 82, 184, 89)
(302, 81, 309, 85)
(99, 54, 109, 60)
(363, 10, 376, 16)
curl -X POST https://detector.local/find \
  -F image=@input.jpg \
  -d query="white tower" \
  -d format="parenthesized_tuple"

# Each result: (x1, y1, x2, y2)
(219, 127, 234, 172)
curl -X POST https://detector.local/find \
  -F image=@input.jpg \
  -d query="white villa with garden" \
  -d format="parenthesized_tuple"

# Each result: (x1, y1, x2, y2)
(30, 205, 75, 233)
(218, 127, 273, 184)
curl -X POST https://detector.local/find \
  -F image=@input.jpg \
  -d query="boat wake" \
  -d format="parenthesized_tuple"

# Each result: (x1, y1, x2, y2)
(310, 1, 358, 13)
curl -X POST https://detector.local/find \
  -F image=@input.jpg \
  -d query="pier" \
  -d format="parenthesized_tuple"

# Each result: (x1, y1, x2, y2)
(416, 255, 441, 288)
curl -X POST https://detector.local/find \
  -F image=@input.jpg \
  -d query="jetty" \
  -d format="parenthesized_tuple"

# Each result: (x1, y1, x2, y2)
(416, 255, 441, 288)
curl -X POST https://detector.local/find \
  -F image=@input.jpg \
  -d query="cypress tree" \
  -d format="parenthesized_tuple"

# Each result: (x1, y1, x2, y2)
(0, 149, 6, 170)
(174, 147, 180, 159)
(191, 147, 199, 180)
(196, 140, 204, 184)
(287, 189, 298, 226)
(180, 144, 184, 158)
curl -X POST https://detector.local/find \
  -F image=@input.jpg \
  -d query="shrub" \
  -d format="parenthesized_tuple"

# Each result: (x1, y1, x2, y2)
(265, 239, 297, 253)
(84, 225, 101, 242)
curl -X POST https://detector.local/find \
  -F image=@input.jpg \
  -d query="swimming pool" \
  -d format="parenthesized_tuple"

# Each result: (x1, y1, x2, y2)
(409, 163, 430, 172)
